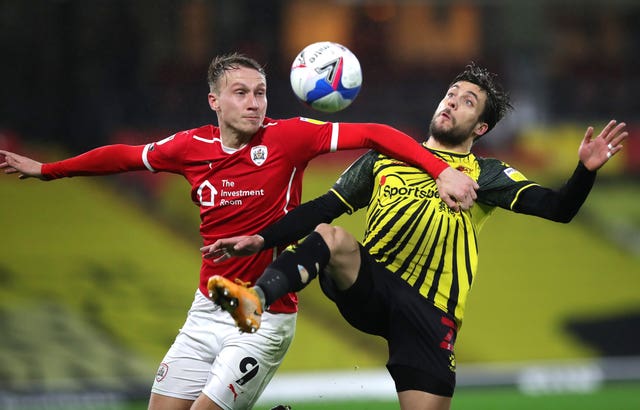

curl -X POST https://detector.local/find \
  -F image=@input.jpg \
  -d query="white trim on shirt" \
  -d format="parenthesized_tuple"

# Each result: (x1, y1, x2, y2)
(142, 144, 156, 172)
(330, 123, 339, 152)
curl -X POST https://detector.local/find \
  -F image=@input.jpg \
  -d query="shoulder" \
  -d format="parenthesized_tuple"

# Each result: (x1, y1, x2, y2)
(476, 155, 505, 171)
(257, 116, 334, 154)
(343, 150, 379, 175)
(476, 155, 531, 187)
(149, 125, 219, 157)
(167, 125, 220, 145)
(476, 155, 522, 175)
(180, 124, 218, 139)
(261, 116, 332, 130)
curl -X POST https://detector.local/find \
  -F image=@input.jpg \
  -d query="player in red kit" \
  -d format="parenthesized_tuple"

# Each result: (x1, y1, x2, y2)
(1, 53, 478, 410)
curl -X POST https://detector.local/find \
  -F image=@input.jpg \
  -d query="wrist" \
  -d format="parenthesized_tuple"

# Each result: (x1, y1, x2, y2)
(40, 163, 54, 180)
(434, 164, 450, 181)
(577, 160, 596, 173)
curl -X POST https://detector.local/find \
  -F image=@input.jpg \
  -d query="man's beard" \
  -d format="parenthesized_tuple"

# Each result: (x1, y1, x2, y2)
(428, 116, 471, 147)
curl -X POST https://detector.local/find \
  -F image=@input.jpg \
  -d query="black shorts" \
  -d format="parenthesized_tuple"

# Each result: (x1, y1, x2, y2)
(319, 245, 458, 397)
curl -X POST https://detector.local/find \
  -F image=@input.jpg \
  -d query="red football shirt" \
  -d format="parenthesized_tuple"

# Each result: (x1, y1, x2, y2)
(143, 117, 346, 313)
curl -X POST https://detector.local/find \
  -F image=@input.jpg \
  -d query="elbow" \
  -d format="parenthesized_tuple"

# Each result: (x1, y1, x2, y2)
(543, 201, 582, 223)
(552, 210, 578, 224)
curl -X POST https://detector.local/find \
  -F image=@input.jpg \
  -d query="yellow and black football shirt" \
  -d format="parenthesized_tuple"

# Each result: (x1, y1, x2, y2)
(331, 146, 538, 326)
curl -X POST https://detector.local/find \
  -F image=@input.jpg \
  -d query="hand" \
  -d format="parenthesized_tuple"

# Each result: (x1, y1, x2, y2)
(200, 235, 265, 263)
(0, 150, 44, 180)
(579, 120, 627, 171)
(436, 167, 479, 212)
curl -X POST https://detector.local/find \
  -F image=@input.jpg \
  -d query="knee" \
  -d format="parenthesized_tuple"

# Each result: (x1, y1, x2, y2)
(314, 223, 334, 239)
(313, 224, 361, 289)
(314, 224, 358, 255)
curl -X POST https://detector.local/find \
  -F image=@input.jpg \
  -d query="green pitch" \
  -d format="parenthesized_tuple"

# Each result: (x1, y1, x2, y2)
(100, 382, 639, 410)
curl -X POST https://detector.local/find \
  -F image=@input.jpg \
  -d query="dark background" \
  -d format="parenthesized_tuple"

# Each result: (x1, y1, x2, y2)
(1, 0, 638, 154)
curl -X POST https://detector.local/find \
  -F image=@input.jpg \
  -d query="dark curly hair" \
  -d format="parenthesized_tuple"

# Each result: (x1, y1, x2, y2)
(207, 52, 266, 93)
(451, 62, 512, 135)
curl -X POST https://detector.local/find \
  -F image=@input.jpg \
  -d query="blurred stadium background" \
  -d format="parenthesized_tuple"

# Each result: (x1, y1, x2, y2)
(1, 1, 639, 409)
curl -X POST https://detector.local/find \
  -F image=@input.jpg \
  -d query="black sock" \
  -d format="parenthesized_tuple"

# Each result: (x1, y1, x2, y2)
(256, 231, 331, 306)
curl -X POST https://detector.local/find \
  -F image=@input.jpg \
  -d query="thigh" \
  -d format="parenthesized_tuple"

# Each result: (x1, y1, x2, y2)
(202, 310, 296, 409)
(318, 224, 361, 291)
(151, 291, 224, 401)
(386, 289, 458, 397)
(320, 246, 390, 337)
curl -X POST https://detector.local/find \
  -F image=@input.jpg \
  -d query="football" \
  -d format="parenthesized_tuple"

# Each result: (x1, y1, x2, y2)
(290, 41, 362, 113)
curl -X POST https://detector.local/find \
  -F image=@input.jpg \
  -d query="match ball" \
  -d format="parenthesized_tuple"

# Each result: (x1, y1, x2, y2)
(290, 42, 362, 113)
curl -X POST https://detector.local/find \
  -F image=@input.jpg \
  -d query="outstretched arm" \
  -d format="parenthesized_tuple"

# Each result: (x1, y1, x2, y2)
(514, 120, 627, 222)
(1, 145, 147, 181)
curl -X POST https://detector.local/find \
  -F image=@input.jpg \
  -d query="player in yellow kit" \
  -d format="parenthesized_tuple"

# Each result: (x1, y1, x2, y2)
(204, 63, 627, 410)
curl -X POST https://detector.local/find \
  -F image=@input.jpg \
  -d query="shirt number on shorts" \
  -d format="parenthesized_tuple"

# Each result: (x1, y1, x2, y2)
(439, 316, 457, 352)
(235, 356, 259, 386)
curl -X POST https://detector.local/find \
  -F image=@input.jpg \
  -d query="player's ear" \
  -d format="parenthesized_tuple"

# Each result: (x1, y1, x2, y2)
(208, 92, 220, 112)
(474, 122, 489, 138)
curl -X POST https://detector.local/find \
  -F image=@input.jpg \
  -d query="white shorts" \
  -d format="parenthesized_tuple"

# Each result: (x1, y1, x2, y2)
(151, 290, 296, 409)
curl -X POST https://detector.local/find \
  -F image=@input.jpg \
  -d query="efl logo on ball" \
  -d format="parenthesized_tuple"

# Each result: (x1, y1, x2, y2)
(290, 42, 362, 113)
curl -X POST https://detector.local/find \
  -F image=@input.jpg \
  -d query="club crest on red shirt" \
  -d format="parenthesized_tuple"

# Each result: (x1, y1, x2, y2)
(251, 145, 268, 166)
